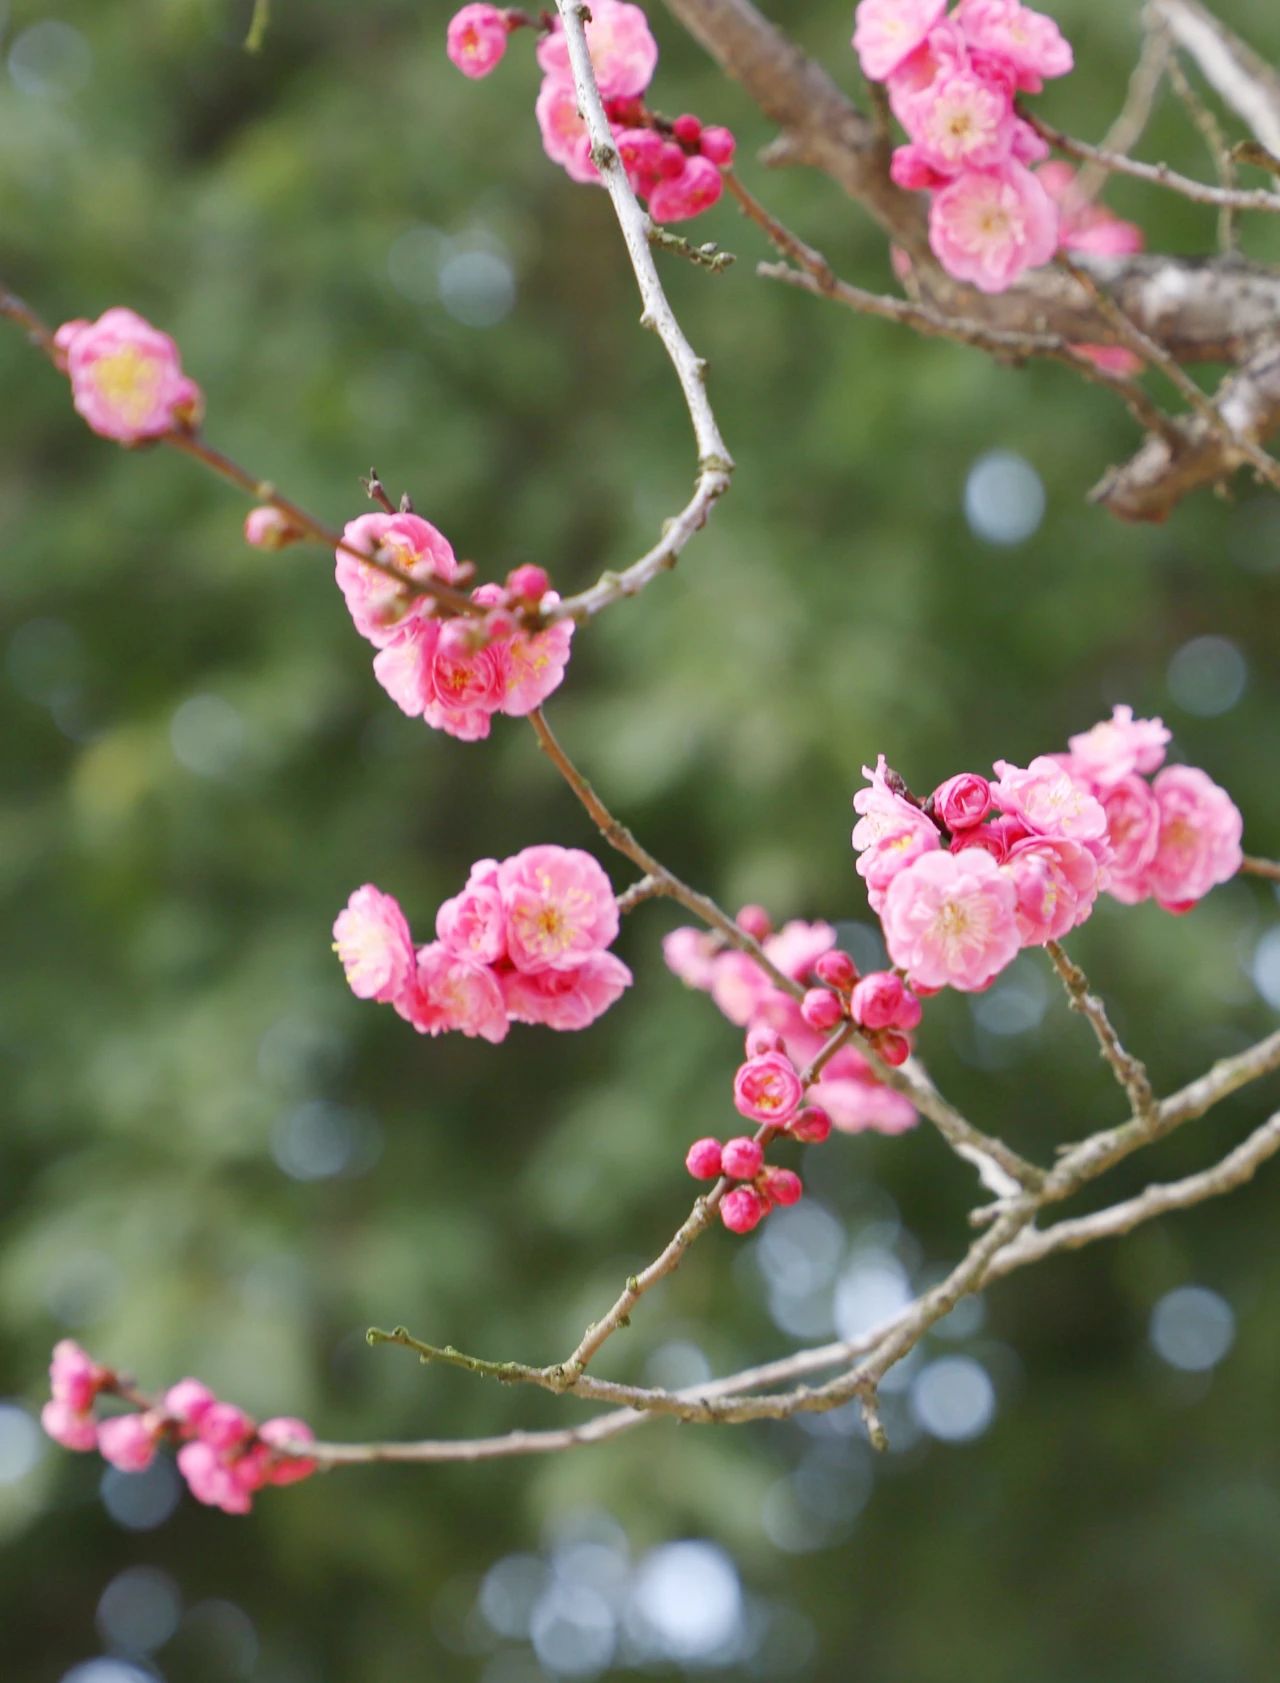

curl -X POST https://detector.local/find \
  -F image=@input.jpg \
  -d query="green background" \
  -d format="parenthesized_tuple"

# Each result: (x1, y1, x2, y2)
(3, 1, 1279, 1679)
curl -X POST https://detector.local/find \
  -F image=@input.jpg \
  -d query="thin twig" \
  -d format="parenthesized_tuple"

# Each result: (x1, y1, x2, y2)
(1029, 109, 1280, 214)
(1077, 22, 1172, 203)
(543, 0, 734, 627)
(1242, 854, 1280, 882)
(1150, 0, 1280, 158)
(1045, 940, 1158, 1123)
(1167, 48, 1240, 252)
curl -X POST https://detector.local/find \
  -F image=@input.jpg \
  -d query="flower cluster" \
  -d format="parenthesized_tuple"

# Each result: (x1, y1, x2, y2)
(664, 908, 919, 1138)
(855, 706, 1243, 994)
(54, 307, 204, 443)
(853, 0, 1073, 292)
(41, 1341, 315, 1516)
(334, 846, 633, 1042)
(447, 2, 736, 223)
(332, 515, 573, 741)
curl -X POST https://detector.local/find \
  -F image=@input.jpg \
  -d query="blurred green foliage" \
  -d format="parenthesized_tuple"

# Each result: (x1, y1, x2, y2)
(2, 1, 1279, 1679)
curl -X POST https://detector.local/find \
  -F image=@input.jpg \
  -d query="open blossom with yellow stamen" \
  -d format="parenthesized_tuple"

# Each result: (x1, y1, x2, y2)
(499, 846, 620, 974)
(881, 848, 1020, 992)
(332, 885, 415, 1003)
(57, 308, 203, 443)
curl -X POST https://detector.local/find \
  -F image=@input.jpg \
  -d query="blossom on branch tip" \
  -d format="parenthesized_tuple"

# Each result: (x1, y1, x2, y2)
(333, 886, 415, 1004)
(446, 4, 510, 78)
(685, 1137, 724, 1180)
(956, 0, 1073, 90)
(1143, 766, 1244, 912)
(336, 513, 461, 647)
(58, 308, 203, 443)
(500, 846, 620, 973)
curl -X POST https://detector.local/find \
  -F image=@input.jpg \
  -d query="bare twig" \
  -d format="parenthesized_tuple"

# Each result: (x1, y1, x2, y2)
(1150, 0, 1280, 157)
(1029, 110, 1280, 215)
(1077, 22, 1173, 204)
(1045, 941, 1158, 1123)
(1243, 854, 1280, 882)
(543, 0, 733, 628)
(1167, 48, 1240, 251)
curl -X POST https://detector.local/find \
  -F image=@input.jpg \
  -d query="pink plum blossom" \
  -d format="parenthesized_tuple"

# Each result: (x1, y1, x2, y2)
(1004, 835, 1099, 945)
(500, 952, 633, 1030)
(851, 970, 918, 1030)
(258, 1418, 317, 1485)
(177, 1440, 252, 1514)
(887, 20, 969, 131)
(499, 610, 574, 715)
(50, 1340, 103, 1413)
(699, 126, 737, 167)
(759, 1166, 803, 1208)
(333, 885, 415, 1004)
(1098, 774, 1162, 903)
(647, 156, 724, 222)
(733, 1051, 804, 1125)
(60, 308, 203, 443)
(1039, 162, 1144, 257)
(164, 1379, 216, 1427)
(1066, 704, 1170, 788)
(1142, 766, 1243, 911)
(663, 927, 721, 990)
(810, 1069, 919, 1135)
(991, 755, 1109, 843)
(910, 69, 1015, 173)
(853, 0, 949, 83)
(41, 1400, 99, 1452)
(198, 1402, 255, 1451)
(424, 621, 510, 738)
(537, 1, 659, 101)
(933, 772, 993, 831)
(881, 847, 1020, 991)
(710, 949, 773, 1026)
(951, 812, 1029, 862)
(446, 4, 509, 78)
(335, 513, 460, 648)
(499, 845, 619, 973)
(436, 873, 507, 966)
(536, 77, 599, 184)
(409, 943, 509, 1042)
(764, 919, 839, 983)
(956, 0, 1073, 90)
(97, 1413, 158, 1473)
(929, 161, 1059, 292)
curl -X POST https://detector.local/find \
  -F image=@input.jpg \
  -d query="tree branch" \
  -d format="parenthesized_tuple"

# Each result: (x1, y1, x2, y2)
(1045, 940, 1158, 1123)
(1150, 0, 1280, 157)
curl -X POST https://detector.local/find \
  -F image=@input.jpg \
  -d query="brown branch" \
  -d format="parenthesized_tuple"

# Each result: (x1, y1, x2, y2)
(1150, 0, 1280, 158)
(1077, 22, 1173, 204)
(1243, 854, 1280, 882)
(1029, 110, 1280, 215)
(1045, 941, 1157, 1124)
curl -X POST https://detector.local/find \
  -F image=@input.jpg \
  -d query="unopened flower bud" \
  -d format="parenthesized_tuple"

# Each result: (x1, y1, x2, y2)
(721, 1136, 764, 1180)
(685, 1137, 723, 1180)
(759, 1165, 802, 1208)
(875, 1030, 911, 1068)
(672, 113, 702, 146)
(789, 1105, 832, 1144)
(506, 563, 550, 605)
(720, 1186, 766, 1234)
(699, 126, 737, 167)
(801, 987, 845, 1032)
(736, 904, 772, 941)
(814, 949, 859, 991)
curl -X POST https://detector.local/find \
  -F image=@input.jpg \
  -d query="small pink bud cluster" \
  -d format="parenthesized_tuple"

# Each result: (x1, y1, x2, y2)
(855, 707, 1243, 995)
(853, 0, 1075, 292)
(684, 1037, 809, 1235)
(664, 908, 919, 1138)
(55, 308, 204, 443)
(447, 1, 734, 223)
(333, 846, 633, 1043)
(332, 514, 572, 741)
(802, 951, 923, 1070)
(40, 1343, 315, 1515)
